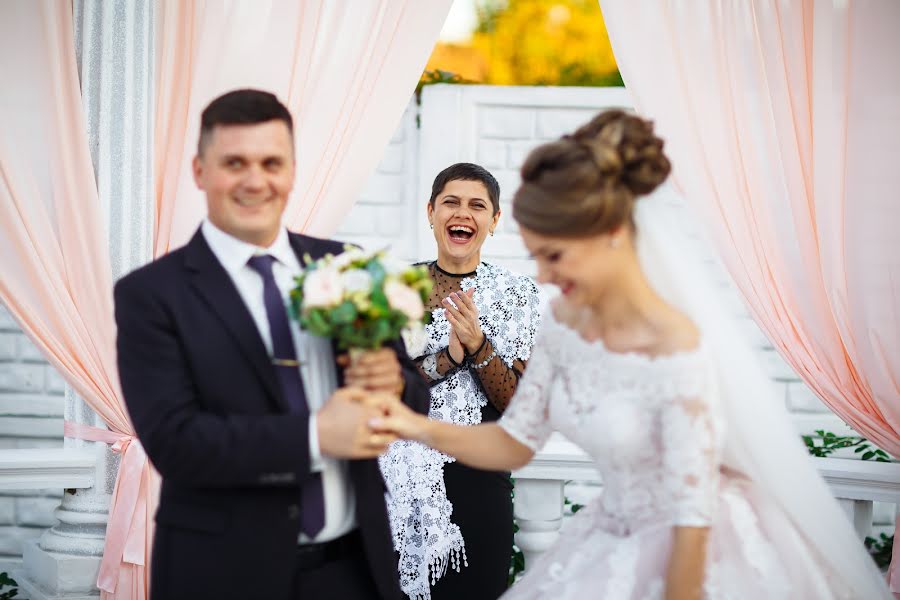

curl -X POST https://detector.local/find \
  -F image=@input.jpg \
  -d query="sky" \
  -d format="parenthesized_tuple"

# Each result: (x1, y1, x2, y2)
(438, 0, 479, 43)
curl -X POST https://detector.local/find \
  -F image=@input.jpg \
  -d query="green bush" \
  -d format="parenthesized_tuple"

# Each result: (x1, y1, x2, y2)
(802, 429, 891, 461)
(0, 572, 18, 600)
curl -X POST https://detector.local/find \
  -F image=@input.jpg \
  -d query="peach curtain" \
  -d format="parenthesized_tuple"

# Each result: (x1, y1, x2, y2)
(600, 2, 900, 588)
(154, 0, 452, 255)
(598, 1, 900, 459)
(0, 2, 156, 598)
(3, 1, 450, 597)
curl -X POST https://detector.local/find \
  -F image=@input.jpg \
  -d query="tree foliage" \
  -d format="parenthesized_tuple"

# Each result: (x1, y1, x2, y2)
(471, 0, 620, 86)
(424, 0, 621, 87)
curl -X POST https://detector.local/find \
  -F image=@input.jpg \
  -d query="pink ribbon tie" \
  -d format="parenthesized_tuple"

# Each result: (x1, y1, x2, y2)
(64, 421, 150, 594)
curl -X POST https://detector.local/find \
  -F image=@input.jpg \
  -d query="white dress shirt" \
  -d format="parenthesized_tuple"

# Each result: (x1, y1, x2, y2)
(201, 219, 355, 543)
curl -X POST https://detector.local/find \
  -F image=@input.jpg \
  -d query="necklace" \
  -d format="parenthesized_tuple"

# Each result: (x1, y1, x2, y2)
(432, 261, 479, 278)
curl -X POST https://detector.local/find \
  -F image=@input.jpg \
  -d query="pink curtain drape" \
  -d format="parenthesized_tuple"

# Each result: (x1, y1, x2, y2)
(0, 0, 450, 600)
(598, 1, 900, 460)
(3, 1, 449, 598)
(154, 0, 452, 255)
(0, 2, 157, 598)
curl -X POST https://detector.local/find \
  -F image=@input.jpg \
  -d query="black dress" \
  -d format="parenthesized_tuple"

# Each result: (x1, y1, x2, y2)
(380, 262, 541, 600)
(431, 402, 514, 600)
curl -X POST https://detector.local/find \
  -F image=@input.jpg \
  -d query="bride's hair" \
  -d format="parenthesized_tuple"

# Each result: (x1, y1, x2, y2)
(513, 109, 671, 236)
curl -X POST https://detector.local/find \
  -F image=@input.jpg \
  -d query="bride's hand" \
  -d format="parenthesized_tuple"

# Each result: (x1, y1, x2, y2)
(368, 399, 430, 444)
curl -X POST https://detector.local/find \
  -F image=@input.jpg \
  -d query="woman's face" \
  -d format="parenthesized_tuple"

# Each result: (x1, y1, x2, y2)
(520, 225, 625, 307)
(428, 179, 500, 269)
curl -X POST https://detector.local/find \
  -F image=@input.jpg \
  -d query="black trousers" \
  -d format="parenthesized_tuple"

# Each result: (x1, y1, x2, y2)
(292, 530, 383, 599)
(429, 462, 514, 600)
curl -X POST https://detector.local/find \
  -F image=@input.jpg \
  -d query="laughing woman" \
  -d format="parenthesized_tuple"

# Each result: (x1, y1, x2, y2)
(379, 164, 541, 600)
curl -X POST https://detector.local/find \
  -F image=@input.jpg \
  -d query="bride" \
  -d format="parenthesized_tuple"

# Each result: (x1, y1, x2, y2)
(370, 109, 890, 599)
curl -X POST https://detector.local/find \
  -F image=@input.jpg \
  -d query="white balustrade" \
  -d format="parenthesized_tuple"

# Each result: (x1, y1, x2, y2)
(0, 449, 97, 490)
(512, 433, 900, 572)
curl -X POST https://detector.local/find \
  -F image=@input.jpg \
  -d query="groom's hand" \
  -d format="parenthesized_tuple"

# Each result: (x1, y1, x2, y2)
(317, 387, 397, 459)
(337, 348, 404, 395)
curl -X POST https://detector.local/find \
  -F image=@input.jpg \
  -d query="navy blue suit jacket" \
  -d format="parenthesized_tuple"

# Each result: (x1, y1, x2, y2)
(115, 229, 429, 600)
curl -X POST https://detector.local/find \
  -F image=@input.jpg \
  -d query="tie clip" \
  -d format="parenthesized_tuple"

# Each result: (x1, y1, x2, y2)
(272, 358, 302, 367)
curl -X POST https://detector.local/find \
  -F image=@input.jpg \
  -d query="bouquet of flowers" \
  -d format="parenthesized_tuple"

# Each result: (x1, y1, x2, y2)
(289, 246, 432, 352)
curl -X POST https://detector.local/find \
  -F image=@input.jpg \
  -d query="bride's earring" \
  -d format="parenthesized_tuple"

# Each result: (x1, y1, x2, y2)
(429, 222, 434, 230)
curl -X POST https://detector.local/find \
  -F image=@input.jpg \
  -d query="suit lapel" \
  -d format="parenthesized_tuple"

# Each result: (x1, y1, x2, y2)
(287, 233, 347, 386)
(184, 230, 288, 412)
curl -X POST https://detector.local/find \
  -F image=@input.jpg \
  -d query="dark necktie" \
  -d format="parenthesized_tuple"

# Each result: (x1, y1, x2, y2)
(247, 254, 325, 538)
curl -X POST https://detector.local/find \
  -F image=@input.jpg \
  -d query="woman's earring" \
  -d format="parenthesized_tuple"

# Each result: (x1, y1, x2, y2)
(490, 229, 494, 237)
(429, 223, 434, 230)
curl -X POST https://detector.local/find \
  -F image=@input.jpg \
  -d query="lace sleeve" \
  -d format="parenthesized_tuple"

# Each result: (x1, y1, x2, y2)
(660, 364, 723, 527)
(468, 337, 526, 413)
(497, 310, 557, 451)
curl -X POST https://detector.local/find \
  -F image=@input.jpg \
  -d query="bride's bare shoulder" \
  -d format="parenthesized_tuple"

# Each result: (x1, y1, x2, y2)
(654, 309, 702, 356)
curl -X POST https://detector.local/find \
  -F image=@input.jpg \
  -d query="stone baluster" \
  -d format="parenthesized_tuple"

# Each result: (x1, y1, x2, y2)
(513, 478, 565, 570)
(837, 498, 874, 540)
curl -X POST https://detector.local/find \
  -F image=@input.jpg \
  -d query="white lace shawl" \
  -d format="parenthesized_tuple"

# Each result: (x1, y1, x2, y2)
(379, 262, 542, 600)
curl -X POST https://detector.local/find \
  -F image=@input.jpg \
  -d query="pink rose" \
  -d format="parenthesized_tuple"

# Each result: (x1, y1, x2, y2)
(384, 280, 425, 322)
(302, 268, 343, 308)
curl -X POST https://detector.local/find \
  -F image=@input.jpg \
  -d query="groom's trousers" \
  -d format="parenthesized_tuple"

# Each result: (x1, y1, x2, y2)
(292, 529, 382, 599)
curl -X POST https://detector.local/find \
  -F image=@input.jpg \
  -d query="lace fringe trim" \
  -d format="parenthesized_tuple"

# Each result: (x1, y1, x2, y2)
(401, 527, 469, 600)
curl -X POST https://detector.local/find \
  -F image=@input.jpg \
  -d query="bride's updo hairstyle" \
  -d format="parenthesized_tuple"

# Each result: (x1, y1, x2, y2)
(513, 109, 671, 236)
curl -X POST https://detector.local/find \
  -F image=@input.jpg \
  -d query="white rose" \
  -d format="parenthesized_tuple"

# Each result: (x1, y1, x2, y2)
(400, 323, 428, 358)
(383, 280, 425, 322)
(381, 255, 409, 276)
(302, 268, 343, 308)
(331, 247, 369, 270)
(340, 269, 372, 294)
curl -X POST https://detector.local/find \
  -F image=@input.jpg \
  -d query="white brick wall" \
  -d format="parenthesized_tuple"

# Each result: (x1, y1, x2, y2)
(0, 304, 64, 573)
(335, 101, 422, 262)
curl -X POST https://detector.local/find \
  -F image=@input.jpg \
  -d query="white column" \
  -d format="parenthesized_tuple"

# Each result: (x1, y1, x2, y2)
(18, 1, 155, 598)
(512, 478, 565, 569)
(837, 498, 874, 540)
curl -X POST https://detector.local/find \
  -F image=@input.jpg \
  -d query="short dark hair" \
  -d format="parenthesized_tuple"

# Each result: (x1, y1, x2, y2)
(429, 163, 500, 215)
(197, 89, 294, 155)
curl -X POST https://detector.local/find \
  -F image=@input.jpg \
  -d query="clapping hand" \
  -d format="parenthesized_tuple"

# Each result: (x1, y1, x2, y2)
(442, 288, 484, 357)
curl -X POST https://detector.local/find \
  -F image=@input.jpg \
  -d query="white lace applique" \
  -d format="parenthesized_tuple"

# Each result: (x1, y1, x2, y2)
(661, 385, 723, 527)
(603, 540, 640, 599)
(380, 262, 542, 600)
(496, 308, 559, 451)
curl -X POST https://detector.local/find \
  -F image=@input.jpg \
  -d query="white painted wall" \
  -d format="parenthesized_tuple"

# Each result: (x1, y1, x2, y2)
(0, 304, 64, 574)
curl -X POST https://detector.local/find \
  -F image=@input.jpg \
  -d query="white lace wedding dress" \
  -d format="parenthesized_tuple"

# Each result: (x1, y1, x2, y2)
(497, 309, 858, 599)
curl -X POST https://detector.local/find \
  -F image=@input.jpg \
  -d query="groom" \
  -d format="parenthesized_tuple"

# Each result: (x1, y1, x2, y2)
(115, 89, 429, 599)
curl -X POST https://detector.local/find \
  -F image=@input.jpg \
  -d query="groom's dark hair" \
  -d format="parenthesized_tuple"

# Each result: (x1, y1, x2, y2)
(197, 89, 294, 156)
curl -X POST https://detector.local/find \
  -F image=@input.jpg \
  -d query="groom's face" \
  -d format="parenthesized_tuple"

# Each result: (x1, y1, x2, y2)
(193, 120, 295, 247)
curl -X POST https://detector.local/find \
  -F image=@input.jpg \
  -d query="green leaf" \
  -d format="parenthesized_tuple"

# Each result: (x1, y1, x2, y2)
(330, 301, 358, 325)
(305, 310, 332, 337)
(366, 261, 386, 286)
